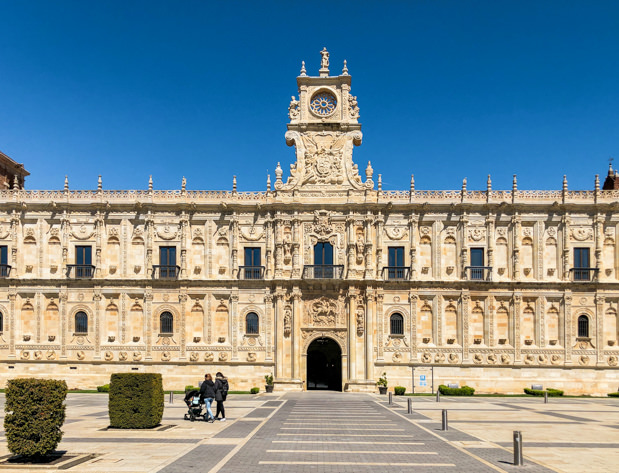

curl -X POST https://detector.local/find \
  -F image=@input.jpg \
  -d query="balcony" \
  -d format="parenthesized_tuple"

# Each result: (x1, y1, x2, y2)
(0, 264, 12, 277)
(303, 265, 344, 279)
(152, 265, 180, 279)
(238, 266, 265, 280)
(66, 264, 95, 278)
(464, 266, 492, 281)
(382, 266, 410, 280)
(569, 268, 599, 282)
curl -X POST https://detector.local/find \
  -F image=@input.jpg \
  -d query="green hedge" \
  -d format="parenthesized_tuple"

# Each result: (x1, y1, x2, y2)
(108, 373, 164, 429)
(607, 392, 619, 398)
(250, 387, 260, 394)
(97, 384, 110, 393)
(184, 385, 197, 394)
(524, 388, 564, 397)
(4, 378, 67, 457)
(394, 386, 406, 395)
(438, 384, 475, 396)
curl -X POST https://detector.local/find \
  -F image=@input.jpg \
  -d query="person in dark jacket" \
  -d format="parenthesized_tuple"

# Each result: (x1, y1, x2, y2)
(214, 372, 229, 421)
(199, 373, 216, 422)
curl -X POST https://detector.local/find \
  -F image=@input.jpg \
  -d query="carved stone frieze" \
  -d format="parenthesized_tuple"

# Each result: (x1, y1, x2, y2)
(570, 227, 594, 241)
(384, 227, 408, 240)
(304, 296, 341, 327)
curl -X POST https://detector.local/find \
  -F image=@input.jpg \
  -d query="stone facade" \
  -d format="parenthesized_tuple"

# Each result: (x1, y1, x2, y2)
(0, 50, 618, 394)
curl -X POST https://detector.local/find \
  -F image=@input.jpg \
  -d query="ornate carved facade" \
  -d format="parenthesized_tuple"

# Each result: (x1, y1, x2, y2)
(0, 50, 618, 394)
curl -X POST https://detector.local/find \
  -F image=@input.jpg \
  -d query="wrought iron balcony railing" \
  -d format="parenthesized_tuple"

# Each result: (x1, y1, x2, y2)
(569, 268, 599, 282)
(66, 264, 95, 278)
(382, 266, 410, 280)
(302, 265, 344, 279)
(152, 265, 180, 279)
(0, 264, 12, 277)
(464, 266, 492, 281)
(238, 266, 265, 280)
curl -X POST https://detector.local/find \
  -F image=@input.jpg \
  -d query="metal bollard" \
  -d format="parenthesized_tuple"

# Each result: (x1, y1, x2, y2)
(388, 392, 393, 405)
(407, 397, 413, 414)
(544, 390, 548, 404)
(436, 389, 440, 402)
(169, 391, 174, 404)
(441, 409, 448, 431)
(513, 431, 523, 466)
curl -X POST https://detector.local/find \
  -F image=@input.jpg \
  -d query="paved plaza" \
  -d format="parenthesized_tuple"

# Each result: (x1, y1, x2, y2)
(0, 392, 617, 472)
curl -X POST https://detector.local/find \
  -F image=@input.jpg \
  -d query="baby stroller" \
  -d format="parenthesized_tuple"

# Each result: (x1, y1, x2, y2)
(183, 390, 206, 422)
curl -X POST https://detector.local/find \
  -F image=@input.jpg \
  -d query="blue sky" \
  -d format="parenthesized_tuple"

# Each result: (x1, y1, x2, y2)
(1, 1, 618, 192)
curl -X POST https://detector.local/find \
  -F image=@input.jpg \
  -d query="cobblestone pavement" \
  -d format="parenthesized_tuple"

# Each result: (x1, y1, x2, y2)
(0, 393, 618, 472)
(160, 393, 556, 473)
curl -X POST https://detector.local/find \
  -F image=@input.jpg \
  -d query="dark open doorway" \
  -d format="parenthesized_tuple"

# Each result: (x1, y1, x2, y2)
(306, 337, 342, 391)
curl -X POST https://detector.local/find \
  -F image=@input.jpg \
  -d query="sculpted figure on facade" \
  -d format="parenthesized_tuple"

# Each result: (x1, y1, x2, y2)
(306, 297, 339, 327)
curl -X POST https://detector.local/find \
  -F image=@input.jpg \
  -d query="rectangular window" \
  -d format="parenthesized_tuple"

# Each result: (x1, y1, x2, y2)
(75, 246, 93, 277)
(387, 247, 405, 279)
(388, 247, 404, 267)
(470, 248, 485, 280)
(0, 245, 8, 277)
(573, 248, 590, 281)
(243, 247, 262, 279)
(314, 242, 333, 265)
(244, 247, 261, 266)
(159, 246, 177, 278)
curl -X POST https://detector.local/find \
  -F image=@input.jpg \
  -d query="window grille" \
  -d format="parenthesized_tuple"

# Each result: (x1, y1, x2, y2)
(246, 312, 259, 335)
(160, 311, 173, 334)
(75, 312, 88, 333)
(578, 315, 589, 338)
(390, 313, 404, 335)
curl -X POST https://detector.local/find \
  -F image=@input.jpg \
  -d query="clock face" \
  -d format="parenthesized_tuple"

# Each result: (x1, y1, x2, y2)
(310, 92, 337, 117)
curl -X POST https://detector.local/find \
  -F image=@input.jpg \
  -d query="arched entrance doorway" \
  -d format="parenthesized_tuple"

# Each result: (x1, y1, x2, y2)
(306, 337, 342, 391)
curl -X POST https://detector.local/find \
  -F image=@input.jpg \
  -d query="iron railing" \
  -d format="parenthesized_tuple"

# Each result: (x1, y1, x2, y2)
(238, 266, 265, 280)
(464, 266, 492, 281)
(66, 264, 95, 278)
(569, 268, 599, 282)
(382, 266, 410, 280)
(152, 265, 181, 278)
(302, 265, 344, 279)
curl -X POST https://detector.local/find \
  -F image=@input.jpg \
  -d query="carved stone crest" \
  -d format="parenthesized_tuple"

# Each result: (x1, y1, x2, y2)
(306, 297, 339, 327)
(384, 227, 408, 240)
(468, 227, 486, 242)
(313, 211, 333, 236)
(157, 223, 178, 240)
(571, 227, 593, 241)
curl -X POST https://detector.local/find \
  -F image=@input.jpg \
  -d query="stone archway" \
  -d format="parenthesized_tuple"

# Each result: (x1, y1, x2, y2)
(306, 336, 342, 391)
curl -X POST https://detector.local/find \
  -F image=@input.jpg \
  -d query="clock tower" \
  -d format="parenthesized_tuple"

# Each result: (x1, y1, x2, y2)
(275, 49, 373, 192)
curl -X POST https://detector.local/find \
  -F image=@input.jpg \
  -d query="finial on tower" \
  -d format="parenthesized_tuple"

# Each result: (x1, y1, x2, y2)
(512, 174, 518, 192)
(319, 47, 330, 77)
(410, 174, 415, 193)
(562, 175, 568, 192)
(13, 174, 19, 190)
(97, 175, 102, 191)
(342, 60, 349, 76)
(487, 174, 492, 192)
(266, 173, 271, 192)
(181, 176, 186, 192)
(148, 175, 153, 192)
(64, 175, 69, 192)
(462, 177, 467, 193)
(300, 61, 307, 77)
(609, 157, 614, 175)
(232, 175, 237, 193)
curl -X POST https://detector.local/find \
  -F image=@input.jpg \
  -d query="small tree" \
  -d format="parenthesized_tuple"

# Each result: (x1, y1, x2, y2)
(4, 378, 67, 457)
(108, 373, 164, 429)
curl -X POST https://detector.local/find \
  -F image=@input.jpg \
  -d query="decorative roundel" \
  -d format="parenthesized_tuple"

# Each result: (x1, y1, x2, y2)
(310, 92, 337, 116)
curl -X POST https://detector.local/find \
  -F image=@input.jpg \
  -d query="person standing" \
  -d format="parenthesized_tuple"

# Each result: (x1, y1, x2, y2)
(214, 371, 228, 421)
(199, 373, 216, 422)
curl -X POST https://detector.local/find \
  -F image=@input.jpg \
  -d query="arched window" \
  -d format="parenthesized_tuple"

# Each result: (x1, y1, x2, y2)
(0, 311, 3, 332)
(75, 311, 88, 333)
(390, 313, 404, 335)
(160, 311, 173, 334)
(578, 315, 589, 338)
(246, 312, 259, 335)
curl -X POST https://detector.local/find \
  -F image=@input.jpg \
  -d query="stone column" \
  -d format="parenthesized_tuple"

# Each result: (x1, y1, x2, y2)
(595, 214, 603, 275)
(274, 213, 283, 278)
(410, 291, 418, 361)
(144, 288, 153, 360)
(347, 288, 357, 381)
(59, 289, 68, 359)
(231, 215, 238, 279)
(409, 215, 418, 279)
(291, 289, 302, 379)
(180, 213, 188, 277)
(365, 288, 374, 380)
(596, 294, 605, 365)
(375, 212, 384, 280)
(230, 292, 239, 361)
(179, 292, 188, 360)
(564, 291, 572, 363)
(93, 290, 101, 359)
(95, 212, 103, 278)
(265, 213, 273, 279)
(513, 215, 521, 280)
(8, 288, 16, 358)
(292, 214, 301, 278)
(461, 291, 470, 361)
(377, 292, 384, 360)
(562, 215, 570, 281)
(364, 214, 373, 279)
(265, 293, 274, 361)
(513, 293, 522, 362)
(486, 214, 495, 278)
(274, 289, 284, 378)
